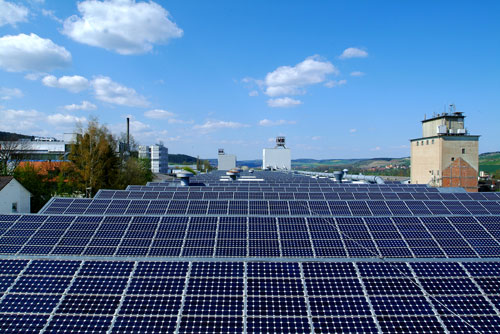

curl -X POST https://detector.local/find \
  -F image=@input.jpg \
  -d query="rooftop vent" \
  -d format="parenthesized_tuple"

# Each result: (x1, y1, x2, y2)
(176, 171, 194, 186)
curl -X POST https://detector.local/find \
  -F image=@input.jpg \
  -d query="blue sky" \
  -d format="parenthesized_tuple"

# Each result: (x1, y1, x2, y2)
(0, 0, 499, 160)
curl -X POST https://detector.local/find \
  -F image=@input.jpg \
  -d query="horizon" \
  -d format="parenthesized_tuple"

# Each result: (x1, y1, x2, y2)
(0, 0, 499, 160)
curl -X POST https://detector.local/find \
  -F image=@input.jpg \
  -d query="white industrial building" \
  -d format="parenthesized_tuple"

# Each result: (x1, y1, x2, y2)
(263, 136, 292, 170)
(217, 149, 236, 170)
(0, 176, 31, 214)
(0, 133, 77, 161)
(139, 144, 169, 174)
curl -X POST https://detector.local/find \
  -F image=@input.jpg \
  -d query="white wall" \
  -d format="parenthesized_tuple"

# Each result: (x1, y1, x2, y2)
(218, 154, 236, 170)
(263, 148, 291, 170)
(0, 179, 31, 214)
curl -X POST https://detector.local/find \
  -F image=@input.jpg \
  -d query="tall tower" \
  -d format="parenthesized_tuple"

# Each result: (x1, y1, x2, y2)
(410, 108, 479, 192)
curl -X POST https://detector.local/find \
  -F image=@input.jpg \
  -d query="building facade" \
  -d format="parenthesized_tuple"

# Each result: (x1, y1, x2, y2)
(0, 176, 31, 214)
(139, 144, 169, 174)
(217, 149, 236, 171)
(410, 111, 479, 192)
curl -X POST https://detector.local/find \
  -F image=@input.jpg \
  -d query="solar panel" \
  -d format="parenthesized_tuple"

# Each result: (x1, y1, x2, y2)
(2, 170, 500, 333)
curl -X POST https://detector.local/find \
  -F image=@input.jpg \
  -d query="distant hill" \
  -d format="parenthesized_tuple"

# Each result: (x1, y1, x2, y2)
(479, 152, 500, 174)
(0, 131, 31, 141)
(168, 154, 198, 165)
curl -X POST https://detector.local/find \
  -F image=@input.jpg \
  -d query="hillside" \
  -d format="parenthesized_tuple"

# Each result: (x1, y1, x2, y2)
(0, 131, 31, 141)
(479, 152, 500, 174)
(168, 154, 198, 165)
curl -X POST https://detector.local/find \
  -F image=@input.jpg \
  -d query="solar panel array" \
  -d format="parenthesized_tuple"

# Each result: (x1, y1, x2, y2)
(1, 215, 500, 258)
(40, 197, 500, 216)
(0, 170, 499, 333)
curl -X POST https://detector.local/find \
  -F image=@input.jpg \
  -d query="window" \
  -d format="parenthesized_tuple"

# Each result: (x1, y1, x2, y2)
(426, 140, 429, 145)
(462, 148, 466, 154)
(431, 139, 434, 144)
(11, 203, 17, 213)
(416, 142, 419, 146)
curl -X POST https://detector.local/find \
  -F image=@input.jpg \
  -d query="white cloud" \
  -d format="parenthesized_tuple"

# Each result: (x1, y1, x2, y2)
(168, 118, 193, 125)
(42, 9, 63, 23)
(24, 72, 45, 81)
(267, 97, 302, 108)
(0, 87, 23, 100)
(264, 55, 337, 97)
(339, 47, 368, 59)
(144, 109, 175, 119)
(47, 113, 87, 126)
(91, 76, 148, 107)
(0, 108, 44, 132)
(248, 90, 259, 97)
(324, 79, 347, 88)
(42, 75, 90, 93)
(0, 0, 28, 27)
(193, 120, 249, 132)
(63, 101, 97, 111)
(0, 33, 71, 72)
(349, 128, 357, 133)
(62, 0, 183, 55)
(370, 146, 381, 151)
(259, 119, 296, 127)
(311, 136, 321, 140)
(350, 71, 365, 77)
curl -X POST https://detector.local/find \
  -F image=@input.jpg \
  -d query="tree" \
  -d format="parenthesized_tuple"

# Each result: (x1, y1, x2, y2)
(116, 157, 153, 188)
(68, 119, 120, 196)
(0, 140, 31, 175)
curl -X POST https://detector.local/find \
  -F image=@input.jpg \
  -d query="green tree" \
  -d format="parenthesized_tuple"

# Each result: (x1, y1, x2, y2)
(116, 158, 153, 188)
(68, 119, 120, 196)
(14, 163, 52, 212)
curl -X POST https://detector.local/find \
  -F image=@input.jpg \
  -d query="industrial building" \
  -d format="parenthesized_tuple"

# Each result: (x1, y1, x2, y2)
(139, 143, 169, 173)
(263, 136, 291, 170)
(410, 108, 479, 192)
(0, 133, 76, 161)
(217, 148, 236, 170)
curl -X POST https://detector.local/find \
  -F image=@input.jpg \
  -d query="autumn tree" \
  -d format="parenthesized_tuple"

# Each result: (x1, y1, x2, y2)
(68, 119, 119, 196)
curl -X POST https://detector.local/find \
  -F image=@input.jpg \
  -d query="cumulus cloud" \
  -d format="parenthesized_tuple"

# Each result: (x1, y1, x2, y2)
(63, 101, 97, 111)
(259, 119, 296, 127)
(144, 109, 175, 119)
(248, 90, 259, 97)
(0, 0, 28, 27)
(42, 75, 90, 93)
(193, 120, 249, 132)
(350, 71, 365, 77)
(0, 108, 44, 132)
(91, 76, 148, 107)
(47, 113, 87, 126)
(62, 0, 183, 55)
(0, 87, 23, 100)
(267, 97, 302, 108)
(0, 33, 71, 72)
(264, 55, 337, 97)
(325, 79, 347, 88)
(339, 47, 368, 59)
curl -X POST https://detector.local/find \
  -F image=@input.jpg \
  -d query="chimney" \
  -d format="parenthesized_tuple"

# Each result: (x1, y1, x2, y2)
(126, 117, 130, 149)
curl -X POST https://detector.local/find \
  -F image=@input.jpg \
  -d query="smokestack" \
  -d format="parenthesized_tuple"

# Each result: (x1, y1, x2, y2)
(126, 117, 130, 149)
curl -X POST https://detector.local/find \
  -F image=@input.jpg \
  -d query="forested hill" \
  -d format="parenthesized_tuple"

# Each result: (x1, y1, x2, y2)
(0, 131, 31, 141)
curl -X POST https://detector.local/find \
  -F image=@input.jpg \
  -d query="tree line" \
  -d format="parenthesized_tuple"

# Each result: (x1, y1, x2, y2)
(3, 119, 153, 212)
